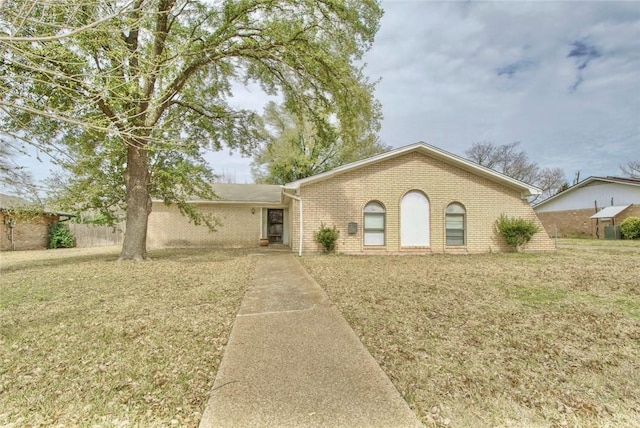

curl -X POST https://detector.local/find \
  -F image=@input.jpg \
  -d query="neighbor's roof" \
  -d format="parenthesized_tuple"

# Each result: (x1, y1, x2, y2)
(0, 193, 74, 217)
(283, 142, 542, 196)
(534, 176, 640, 208)
(590, 204, 632, 219)
(0, 193, 31, 208)
(187, 183, 282, 204)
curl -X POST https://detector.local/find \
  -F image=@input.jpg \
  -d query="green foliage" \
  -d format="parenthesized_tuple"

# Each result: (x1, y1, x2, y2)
(620, 217, 640, 239)
(314, 223, 340, 254)
(252, 98, 387, 184)
(47, 222, 75, 249)
(1, 205, 44, 222)
(1, 0, 383, 259)
(495, 215, 540, 251)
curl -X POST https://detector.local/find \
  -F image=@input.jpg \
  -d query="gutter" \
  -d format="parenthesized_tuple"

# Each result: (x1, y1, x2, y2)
(283, 191, 303, 257)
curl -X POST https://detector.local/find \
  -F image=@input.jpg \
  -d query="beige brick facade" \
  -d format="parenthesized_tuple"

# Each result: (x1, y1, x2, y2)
(0, 212, 58, 251)
(147, 202, 292, 248)
(148, 203, 262, 248)
(288, 151, 554, 254)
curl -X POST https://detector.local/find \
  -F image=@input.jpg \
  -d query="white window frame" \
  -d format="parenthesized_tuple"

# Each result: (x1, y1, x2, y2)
(363, 201, 385, 246)
(446, 202, 466, 246)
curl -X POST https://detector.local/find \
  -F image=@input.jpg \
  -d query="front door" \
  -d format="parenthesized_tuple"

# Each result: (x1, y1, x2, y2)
(267, 209, 284, 243)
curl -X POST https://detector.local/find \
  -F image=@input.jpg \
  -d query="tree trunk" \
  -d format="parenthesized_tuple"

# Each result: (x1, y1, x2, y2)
(119, 145, 152, 261)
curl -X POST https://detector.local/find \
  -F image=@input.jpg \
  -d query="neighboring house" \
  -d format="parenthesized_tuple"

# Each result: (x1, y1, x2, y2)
(534, 176, 640, 238)
(0, 193, 71, 251)
(147, 142, 554, 254)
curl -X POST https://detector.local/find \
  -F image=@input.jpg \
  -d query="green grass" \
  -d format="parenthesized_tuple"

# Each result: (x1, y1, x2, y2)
(0, 248, 256, 427)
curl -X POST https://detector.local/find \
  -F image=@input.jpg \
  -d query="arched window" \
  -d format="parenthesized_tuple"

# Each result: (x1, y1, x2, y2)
(400, 191, 430, 247)
(446, 202, 466, 246)
(363, 201, 385, 246)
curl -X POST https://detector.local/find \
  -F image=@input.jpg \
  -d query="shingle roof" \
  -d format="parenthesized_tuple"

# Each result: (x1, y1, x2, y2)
(187, 183, 282, 204)
(0, 193, 31, 208)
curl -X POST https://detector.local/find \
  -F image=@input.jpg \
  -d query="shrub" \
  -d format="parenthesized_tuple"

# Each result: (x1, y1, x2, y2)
(495, 215, 540, 251)
(620, 217, 640, 239)
(314, 223, 340, 253)
(48, 222, 75, 249)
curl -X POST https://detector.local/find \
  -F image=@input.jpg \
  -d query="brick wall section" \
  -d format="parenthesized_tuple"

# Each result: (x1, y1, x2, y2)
(537, 205, 640, 238)
(0, 212, 57, 251)
(290, 151, 554, 254)
(147, 203, 262, 248)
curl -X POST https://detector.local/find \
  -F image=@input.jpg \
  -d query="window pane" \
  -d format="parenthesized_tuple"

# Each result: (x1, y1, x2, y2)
(364, 231, 384, 246)
(447, 236, 465, 246)
(364, 202, 385, 213)
(446, 203, 465, 214)
(364, 213, 384, 229)
(446, 229, 464, 246)
(446, 215, 464, 229)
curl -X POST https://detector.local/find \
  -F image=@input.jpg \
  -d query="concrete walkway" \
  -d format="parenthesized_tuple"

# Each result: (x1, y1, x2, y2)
(199, 254, 423, 428)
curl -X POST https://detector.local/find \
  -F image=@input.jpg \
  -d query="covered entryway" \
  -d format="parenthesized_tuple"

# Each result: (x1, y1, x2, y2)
(267, 209, 284, 243)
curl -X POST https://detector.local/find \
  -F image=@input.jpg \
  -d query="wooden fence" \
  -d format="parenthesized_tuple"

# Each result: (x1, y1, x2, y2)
(68, 223, 125, 248)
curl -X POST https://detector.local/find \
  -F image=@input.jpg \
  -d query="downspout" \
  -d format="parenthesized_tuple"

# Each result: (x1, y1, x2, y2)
(287, 193, 303, 257)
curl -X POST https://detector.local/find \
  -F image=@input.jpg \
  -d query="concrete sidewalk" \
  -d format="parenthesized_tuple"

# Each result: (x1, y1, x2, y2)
(199, 254, 423, 428)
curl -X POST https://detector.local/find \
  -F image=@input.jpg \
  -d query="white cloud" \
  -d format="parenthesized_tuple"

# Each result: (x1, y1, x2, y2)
(15, 0, 640, 187)
(365, 0, 640, 180)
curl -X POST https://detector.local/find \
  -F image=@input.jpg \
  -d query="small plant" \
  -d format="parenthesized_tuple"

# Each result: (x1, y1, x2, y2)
(495, 214, 540, 251)
(314, 223, 340, 253)
(620, 217, 640, 239)
(48, 222, 75, 249)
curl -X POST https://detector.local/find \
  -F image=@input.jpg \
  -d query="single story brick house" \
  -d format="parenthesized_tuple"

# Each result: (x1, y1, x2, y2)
(148, 142, 554, 254)
(534, 176, 640, 238)
(0, 193, 71, 251)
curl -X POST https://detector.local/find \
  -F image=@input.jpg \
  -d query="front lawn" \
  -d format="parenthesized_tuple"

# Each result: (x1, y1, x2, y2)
(0, 248, 256, 427)
(301, 246, 640, 427)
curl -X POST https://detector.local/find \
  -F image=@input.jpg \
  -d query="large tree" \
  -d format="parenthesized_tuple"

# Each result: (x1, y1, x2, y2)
(465, 141, 567, 202)
(0, 0, 383, 260)
(251, 100, 386, 184)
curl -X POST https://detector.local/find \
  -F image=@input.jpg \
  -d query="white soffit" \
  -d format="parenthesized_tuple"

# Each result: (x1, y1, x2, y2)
(590, 205, 631, 219)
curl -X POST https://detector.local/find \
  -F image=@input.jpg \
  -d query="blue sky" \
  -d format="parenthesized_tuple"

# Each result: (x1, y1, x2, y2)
(14, 0, 640, 188)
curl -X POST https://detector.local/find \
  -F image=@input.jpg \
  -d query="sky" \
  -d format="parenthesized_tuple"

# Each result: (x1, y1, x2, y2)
(13, 0, 640, 188)
(209, 0, 640, 184)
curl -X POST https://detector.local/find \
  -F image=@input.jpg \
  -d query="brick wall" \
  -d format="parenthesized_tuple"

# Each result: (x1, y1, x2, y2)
(537, 205, 640, 238)
(0, 212, 58, 251)
(290, 151, 554, 254)
(147, 203, 263, 248)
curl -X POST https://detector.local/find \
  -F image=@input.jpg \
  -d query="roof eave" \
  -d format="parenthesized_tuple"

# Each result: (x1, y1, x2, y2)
(285, 142, 541, 196)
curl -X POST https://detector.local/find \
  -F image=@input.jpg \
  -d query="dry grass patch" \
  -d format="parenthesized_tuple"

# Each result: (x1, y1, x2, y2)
(0, 248, 256, 427)
(558, 238, 640, 248)
(301, 247, 640, 427)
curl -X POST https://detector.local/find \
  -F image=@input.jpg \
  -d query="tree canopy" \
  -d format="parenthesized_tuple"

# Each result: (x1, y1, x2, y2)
(251, 100, 387, 184)
(465, 141, 567, 202)
(0, 143, 39, 201)
(0, 0, 383, 259)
